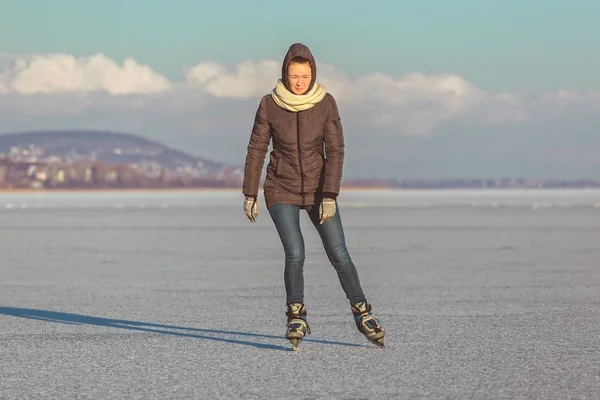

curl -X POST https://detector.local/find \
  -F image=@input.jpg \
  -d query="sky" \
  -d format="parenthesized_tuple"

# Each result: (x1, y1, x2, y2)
(0, 0, 599, 179)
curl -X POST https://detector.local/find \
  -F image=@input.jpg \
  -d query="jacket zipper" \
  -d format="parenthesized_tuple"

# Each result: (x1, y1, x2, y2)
(296, 113, 304, 201)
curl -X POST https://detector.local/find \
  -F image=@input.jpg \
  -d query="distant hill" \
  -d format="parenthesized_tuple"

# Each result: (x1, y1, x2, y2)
(0, 130, 238, 178)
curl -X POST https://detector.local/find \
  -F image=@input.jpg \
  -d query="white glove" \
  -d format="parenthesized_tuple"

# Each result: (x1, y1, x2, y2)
(319, 198, 336, 224)
(244, 196, 258, 222)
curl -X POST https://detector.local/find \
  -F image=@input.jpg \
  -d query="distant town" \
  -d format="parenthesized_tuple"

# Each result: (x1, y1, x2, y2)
(0, 156, 241, 190)
(341, 177, 600, 189)
(1, 154, 599, 191)
(0, 135, 599, 190)
(0, 139, 243, 190)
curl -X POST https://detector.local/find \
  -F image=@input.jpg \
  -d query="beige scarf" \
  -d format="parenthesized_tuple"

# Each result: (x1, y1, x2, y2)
(271, 79, 327, 112)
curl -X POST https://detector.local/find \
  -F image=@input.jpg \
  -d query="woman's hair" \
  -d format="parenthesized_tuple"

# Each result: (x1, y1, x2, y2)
(289, 56, 311, 66)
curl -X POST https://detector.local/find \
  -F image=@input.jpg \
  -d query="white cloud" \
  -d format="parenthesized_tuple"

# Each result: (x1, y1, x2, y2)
(179, 58, 600, 135)
(184, 59, 280, 99)
(0, 53, 171, 95)
(177, 57, 513, 135)
(182, 59, 486, 107)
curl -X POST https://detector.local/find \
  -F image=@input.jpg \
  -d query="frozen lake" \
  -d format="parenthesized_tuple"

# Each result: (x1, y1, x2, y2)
(1, 189, 599, 399)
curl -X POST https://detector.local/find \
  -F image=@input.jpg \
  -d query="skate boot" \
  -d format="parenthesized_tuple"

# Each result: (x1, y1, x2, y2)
(351, 299, 385, 348)
(285, 303, 311, 351)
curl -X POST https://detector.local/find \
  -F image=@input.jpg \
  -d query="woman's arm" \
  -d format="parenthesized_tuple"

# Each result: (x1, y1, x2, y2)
(242, 96, 271, 198)
(321, 95, 344, 199)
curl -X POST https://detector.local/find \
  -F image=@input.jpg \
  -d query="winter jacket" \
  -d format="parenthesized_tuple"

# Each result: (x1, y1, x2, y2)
(242, 43, 345, 208)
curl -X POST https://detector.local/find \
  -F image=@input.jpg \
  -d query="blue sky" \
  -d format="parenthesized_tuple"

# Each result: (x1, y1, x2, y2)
(0, 0, 599, 179)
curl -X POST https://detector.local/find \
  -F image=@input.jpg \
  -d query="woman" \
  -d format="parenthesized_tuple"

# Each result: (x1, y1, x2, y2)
(242, 43, 385, 350)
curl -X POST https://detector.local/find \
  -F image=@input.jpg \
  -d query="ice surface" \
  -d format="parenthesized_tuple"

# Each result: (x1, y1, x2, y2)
(1, 189, 599, 399)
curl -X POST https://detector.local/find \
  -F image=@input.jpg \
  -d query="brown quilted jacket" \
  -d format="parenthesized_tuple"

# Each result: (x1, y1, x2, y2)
(242, 43, 345, 208)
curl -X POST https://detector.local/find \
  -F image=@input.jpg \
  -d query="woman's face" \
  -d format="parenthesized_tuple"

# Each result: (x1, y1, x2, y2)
(287, 62, 312, 95)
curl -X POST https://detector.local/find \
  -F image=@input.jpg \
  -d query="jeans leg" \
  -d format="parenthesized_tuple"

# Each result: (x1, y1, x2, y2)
(306, 202, 365, 304)
(268, 204, 305, 305)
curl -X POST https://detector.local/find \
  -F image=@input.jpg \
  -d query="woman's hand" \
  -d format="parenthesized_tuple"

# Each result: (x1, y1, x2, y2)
(244, 196, 259, 222)
(319, 198, 336, 224)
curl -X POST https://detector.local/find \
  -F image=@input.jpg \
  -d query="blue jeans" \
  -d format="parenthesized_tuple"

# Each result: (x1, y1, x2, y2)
(268, 202, 366, 305)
